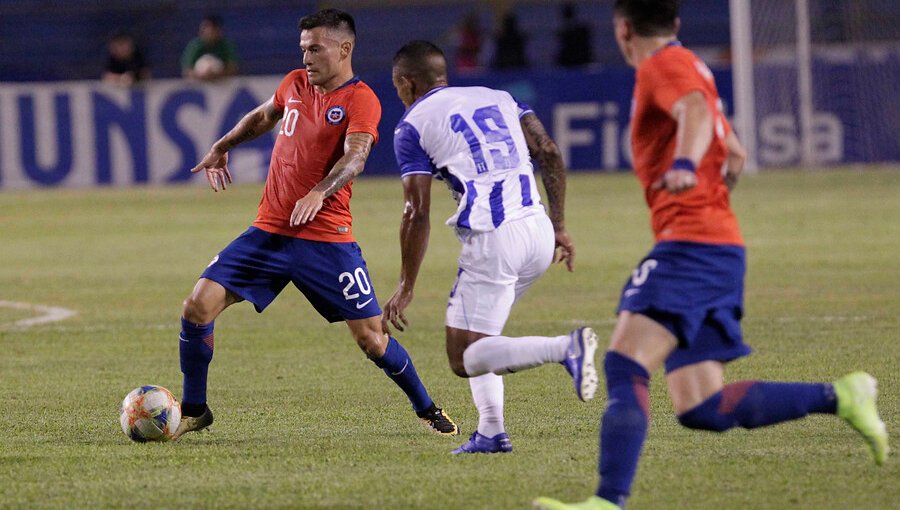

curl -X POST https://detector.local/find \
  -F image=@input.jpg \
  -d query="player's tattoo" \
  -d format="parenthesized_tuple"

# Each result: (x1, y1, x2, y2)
(521, 113, 566, 230)
(312, 132, 374, 197)
(215, 99, 282, 152)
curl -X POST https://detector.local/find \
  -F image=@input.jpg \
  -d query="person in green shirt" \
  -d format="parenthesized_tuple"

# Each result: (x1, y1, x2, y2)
(181, 14, 239, 81)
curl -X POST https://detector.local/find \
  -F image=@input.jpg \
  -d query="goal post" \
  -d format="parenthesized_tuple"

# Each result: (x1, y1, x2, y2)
(729, 0, 900, 169)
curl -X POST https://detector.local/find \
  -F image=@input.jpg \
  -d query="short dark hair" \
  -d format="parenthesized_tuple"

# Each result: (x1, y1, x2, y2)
(614, 0, 680, 36)
(392, 40, 446, 85)
(393, 40, 445, 67)
(298, 8, 356, 39)
(202, 14, 223, 28)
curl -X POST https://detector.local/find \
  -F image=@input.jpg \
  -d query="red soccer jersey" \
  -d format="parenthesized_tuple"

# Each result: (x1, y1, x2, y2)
(631, 43, 743, 246)
(252, 70, 381, 242)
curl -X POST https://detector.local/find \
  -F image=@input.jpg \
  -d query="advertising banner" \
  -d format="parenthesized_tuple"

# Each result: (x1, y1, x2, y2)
(0, 63, 894, 190)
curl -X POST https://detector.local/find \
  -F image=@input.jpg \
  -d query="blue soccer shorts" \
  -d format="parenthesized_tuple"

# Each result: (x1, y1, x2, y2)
(616, 241, 752, 373)
(200, 227, 382, 322)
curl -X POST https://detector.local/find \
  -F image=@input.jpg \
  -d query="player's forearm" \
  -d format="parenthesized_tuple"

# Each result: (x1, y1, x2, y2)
(522, 113, 567, 230)
(310, 153, 366, 198)
(214, 107, 278, 152)
(397, 205, 430, 291)
(672, 92, 714, 164)
(538, 153, 567, 231)
(311, 133, 374, 198)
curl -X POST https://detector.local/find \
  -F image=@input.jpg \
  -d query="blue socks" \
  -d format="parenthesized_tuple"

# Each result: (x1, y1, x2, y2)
(596, 352, 839, 509)
(370, 336, 433, 413)
(180, 318, 214, 406)
(678, 381, 837, 431)
(180, 322, 432, 416)
(597, 352, 651, 508)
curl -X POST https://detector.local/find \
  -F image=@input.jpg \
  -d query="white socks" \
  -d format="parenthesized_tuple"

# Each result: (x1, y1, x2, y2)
(462, 334, 570, 376)
(469, 373, 505, 437)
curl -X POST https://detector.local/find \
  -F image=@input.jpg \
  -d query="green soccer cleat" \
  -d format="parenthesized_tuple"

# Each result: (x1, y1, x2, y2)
(833, 371, 889, 465)
(532, 496, 621, 510)
(172, 405, 214, 440)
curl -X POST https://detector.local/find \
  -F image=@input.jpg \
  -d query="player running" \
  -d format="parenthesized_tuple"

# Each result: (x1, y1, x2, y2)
(383, 41, 596, 455)
(535, 1, 889, 508)
(174, 9, 457, 439)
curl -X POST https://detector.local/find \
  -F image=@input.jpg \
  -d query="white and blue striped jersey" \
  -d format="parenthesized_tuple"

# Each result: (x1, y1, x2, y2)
(394, 86, 545, 233)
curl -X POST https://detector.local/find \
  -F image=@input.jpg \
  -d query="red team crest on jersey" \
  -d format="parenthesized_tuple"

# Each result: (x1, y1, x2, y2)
(326, 106, 346, 125)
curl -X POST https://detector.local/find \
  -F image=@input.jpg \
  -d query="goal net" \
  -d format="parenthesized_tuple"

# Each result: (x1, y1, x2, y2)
(730, 0, 900, 169)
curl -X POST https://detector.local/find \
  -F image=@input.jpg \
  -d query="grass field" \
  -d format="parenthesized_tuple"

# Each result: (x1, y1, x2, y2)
(1, 168, 898, 509)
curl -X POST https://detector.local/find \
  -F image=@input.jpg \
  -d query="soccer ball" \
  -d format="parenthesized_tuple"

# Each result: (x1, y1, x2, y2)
(194, 54, 224, 76)
(119, 385, 181, 442)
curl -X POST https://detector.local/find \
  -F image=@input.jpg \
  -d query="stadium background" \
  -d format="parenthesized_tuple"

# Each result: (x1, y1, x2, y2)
(1, 0, 898, 189)
(1, 2, 898, 509)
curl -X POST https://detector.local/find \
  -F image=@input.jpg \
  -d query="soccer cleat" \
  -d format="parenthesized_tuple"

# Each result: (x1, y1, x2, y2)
(561, 327, 599, 402)
(451, 431, 512, 454)
(833, 371, 889, 465)
(172, 405, 214, 440)
(417, 404, 459, 436)
(533, 496, 621, 510)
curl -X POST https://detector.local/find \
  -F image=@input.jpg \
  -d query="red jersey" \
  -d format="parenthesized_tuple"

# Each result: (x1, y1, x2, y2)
(631, 43, 743, 246)
(253, 70, 381, 242)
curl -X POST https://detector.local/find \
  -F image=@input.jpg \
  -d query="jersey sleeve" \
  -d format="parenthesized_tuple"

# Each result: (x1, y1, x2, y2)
(346, 86, 382, 144)
(394, 121, 435, 178)
(511, 94, 534, 118)
(642, 53, 709, 113)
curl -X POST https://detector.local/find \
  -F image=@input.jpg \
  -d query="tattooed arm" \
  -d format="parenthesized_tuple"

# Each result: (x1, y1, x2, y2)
(521, 112, 575, 271)
(191, 96, 283, 191)
(290, 132, 375, 226)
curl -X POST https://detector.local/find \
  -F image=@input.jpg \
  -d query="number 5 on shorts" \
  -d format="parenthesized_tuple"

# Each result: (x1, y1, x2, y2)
(631, 259, 658, 286)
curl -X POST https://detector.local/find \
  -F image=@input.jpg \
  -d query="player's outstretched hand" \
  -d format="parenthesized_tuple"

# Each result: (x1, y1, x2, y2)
(554, 229, 575, 272)
(652, 169, 697, 195)
(382, 287, 413, 333)
(191, 148, 232, 192)
(290, 191, 325, 227)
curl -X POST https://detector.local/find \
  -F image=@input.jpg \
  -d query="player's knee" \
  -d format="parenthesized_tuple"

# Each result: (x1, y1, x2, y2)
(449, 358, 469, 378)
(353, 329, 387, 358)
(182, 294, 215, 324)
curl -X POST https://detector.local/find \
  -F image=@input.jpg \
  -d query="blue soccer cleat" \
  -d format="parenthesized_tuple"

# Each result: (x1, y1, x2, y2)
(561, 327, 599, 402)
(451, 431, 513, 455)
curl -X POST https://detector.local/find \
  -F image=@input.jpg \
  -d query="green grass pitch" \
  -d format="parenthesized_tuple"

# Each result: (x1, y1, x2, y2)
(1, 168, 897, 509)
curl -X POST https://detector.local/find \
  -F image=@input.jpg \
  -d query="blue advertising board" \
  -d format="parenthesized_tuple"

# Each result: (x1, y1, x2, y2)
(0, 60, 895, 190)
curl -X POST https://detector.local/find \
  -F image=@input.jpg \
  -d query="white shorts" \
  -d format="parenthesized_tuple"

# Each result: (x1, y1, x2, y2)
(446, 213, 555, 335)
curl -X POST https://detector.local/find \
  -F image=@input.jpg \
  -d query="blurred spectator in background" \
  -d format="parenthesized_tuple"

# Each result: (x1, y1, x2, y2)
(556, 2, 594, 67)
(492, 12, 527, 70)
(102, 29, 150, 86)
(454, 11, 483, 72)
(181, 15, 239, 81)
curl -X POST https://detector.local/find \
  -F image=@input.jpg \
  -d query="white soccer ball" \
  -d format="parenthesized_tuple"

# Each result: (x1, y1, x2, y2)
(120, 385, 181, 442)
(194, 54, 225, 75)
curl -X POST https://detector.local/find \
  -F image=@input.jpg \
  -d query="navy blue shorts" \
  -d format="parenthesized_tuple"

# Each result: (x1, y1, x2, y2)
(617, 241, 752, 373)
(201, 227, 382, 322)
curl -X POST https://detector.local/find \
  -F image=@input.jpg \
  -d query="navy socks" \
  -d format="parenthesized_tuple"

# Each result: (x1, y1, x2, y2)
(678, 381, 837, 431)
(180, 318, 214, 407)
(597, 352, 651, 508)
(371, 336, 433, 413)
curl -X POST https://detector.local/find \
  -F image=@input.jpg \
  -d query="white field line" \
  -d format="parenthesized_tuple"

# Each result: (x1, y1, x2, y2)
(0, 300, 78, 329)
